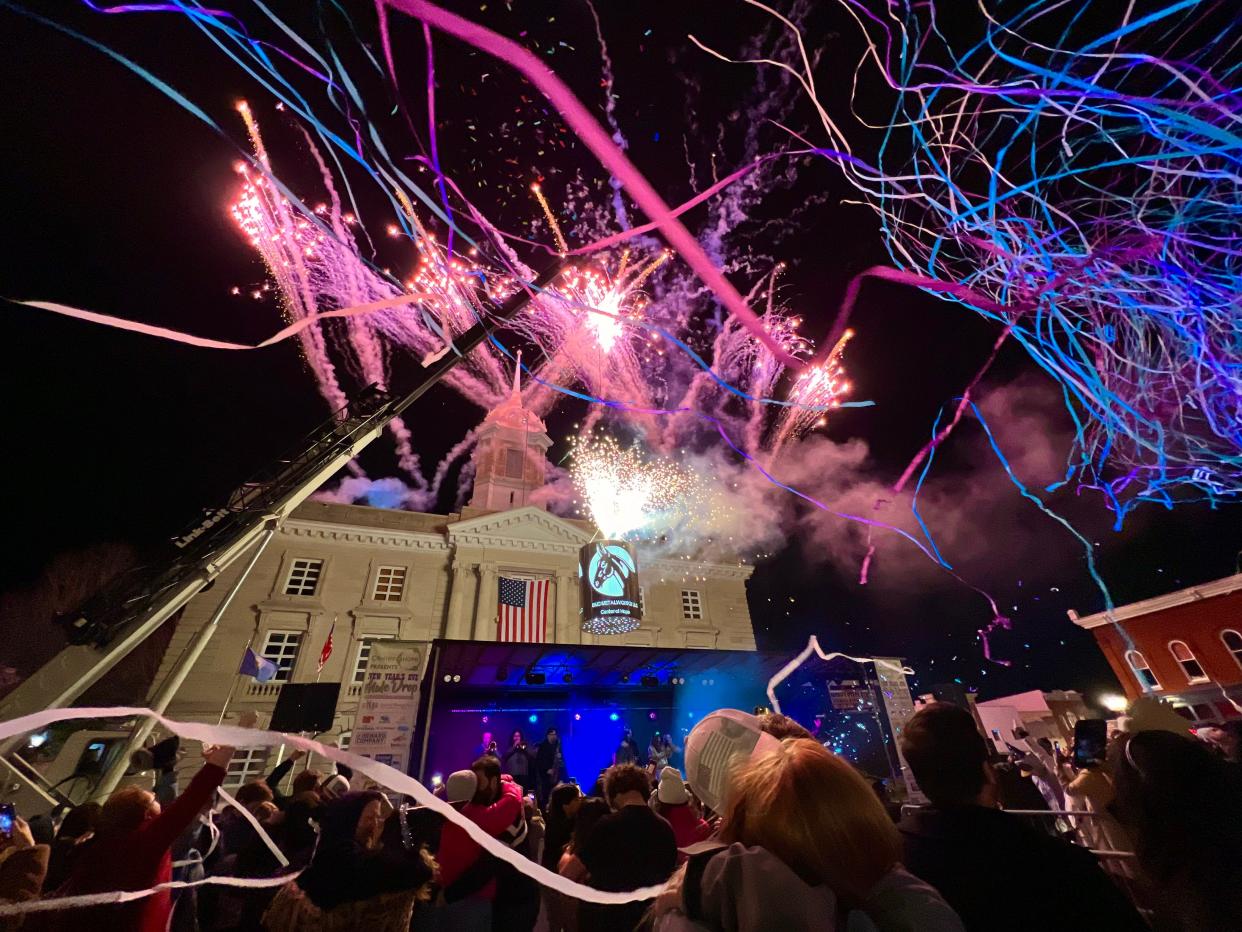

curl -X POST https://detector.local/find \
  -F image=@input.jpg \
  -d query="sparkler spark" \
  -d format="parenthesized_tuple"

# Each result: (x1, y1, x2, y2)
(571, 436, 696, 539)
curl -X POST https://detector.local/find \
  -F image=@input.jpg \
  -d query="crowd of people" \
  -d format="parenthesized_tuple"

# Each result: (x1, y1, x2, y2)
(0, 701, 1237, 931)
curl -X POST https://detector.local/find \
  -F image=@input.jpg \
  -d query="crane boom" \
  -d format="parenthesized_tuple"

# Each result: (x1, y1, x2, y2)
(0, 265, 561, 724)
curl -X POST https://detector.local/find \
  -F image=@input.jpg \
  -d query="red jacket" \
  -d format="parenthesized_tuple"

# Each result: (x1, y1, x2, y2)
(436, 775, 523, 900)
(662, 803, 712, 857)
(52, 762, 225, 932)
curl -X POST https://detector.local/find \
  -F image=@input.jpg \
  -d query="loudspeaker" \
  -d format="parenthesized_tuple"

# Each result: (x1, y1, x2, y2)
(269, 683, 341, 733)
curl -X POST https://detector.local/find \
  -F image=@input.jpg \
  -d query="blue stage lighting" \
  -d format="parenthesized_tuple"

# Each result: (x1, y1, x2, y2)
(528, 713, 538, 724)
(609, 712, 619, 722)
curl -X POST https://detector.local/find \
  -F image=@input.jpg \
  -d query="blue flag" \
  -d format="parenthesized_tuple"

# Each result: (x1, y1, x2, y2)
(239, 648, 278, 683)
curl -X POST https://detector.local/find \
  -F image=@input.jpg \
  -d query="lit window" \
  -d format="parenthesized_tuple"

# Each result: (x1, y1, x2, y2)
(372, 566, 407, 602)
(260, 630, 302, 683)
(284, 558, 323, 597)
(352, 635, 394, 684)
(1126, 650, 1159, 689)
(1222, 630, 1242, 669)
(1169, 641, 1208, 683)
(224, 747, 269, 788)
(680, 589, 703, 621)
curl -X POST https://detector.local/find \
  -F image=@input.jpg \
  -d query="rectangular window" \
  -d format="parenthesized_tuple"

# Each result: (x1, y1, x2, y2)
(224, 747, 268, 788)
(283, 558, 323, 597)
(352, 635, 394, 684)
(260, 630, 302, 683)
(681, 589, 703, 621)
(372, 566, 407, 602)
(638, 589, 646, 617)
(505, 448, 525, 479)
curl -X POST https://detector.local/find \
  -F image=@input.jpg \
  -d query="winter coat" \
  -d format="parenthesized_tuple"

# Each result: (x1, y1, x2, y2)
(652, 843, 963, 932)
(435, 776, 523, 901)
(659, 805, 712, 855)
(261, 883, 417, 932)
(899, 805, 1147, 932)
(48, 762, 225, 932)
(0, 843, 50, 931)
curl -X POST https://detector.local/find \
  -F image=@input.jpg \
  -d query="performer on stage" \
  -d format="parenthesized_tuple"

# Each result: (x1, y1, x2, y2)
(502, 729, 536, 797)
(614, 727, 641, 766)
(648, 732, 679, 770)
(535, 727, 567, 805)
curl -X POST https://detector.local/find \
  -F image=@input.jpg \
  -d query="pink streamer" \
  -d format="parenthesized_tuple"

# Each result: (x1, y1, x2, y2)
(379, 0, 799, 370)
(14, 293, 430, 351)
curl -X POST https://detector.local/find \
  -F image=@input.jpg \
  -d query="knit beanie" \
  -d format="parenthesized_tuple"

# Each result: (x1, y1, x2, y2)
(445, 769, 478, 804)
(656, 766, 689, 805)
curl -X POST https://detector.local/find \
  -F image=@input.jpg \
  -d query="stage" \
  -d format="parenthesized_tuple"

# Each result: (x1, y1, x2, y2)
(408, 639, 913, 794)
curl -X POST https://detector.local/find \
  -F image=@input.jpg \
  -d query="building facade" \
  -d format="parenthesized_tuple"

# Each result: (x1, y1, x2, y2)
(152, 382, 757, 786)
(1070, 573, 1242, 727)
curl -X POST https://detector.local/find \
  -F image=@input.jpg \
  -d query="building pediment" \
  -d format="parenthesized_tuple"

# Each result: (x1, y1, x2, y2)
(447, 506, 593, 553)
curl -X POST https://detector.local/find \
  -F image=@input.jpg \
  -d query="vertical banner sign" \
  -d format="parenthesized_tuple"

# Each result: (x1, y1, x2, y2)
(352, 640, 425, 772)
(579, 540, 642, 635)
(872, 656, 924, 803)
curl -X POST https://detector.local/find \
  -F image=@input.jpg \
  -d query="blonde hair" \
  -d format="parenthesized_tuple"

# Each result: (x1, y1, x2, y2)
(98, 786, 157, 836)
(718, 738, 900, 905)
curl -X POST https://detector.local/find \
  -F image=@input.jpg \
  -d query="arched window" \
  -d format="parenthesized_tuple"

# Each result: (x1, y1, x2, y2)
(1126, 650, 1160, 689)
(1221, 629, 1242, 669)
(1169, 641, 1207, 683)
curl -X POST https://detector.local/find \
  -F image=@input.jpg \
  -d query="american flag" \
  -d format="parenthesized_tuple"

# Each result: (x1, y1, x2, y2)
(317, 618, 335, 674)
(497, 576, 550, 643)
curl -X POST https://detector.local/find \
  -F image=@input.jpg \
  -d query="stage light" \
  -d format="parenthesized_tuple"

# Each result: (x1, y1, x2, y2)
(641, 675, 659, 688)
(430, 774, 443, 787)
(443, 674, 452, 683)
(609, 713, 619, 722)
(648, 712, 657, 720)
(528, 714, 539, 724)
(481, 715, 489, 724)
(452, 674, 462, 683)
(525, 671, 546, 685)
(574, 713, 582, 721)
(620, 673, 631, 684)
(562, 672, 572, 684)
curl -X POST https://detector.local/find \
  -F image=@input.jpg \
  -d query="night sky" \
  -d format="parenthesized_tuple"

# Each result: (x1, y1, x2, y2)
(2, 1, 1238, 703)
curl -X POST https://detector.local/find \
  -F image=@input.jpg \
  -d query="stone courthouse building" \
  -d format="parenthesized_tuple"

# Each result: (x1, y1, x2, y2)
(152, 379, 758, 786)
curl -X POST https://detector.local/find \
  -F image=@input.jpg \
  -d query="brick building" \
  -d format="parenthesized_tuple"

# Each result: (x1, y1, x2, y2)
(1069, 573, 1242, 727)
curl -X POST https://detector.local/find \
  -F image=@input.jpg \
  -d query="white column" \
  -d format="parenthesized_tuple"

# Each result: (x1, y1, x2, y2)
(472, 562, 499, 640)
(445, 562, 476, 640)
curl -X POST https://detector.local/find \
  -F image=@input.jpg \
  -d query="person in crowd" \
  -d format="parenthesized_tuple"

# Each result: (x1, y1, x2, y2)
(541, 783, 583, 872)
(650, 737, 962, 932)
(756, 711, 813, 741)
(261, 750, 315, 805)
(433, 757, 525, 930)
(577, 763, 677, 932)
(1110, 727, 1242, 930)
(49, 744, 234, 932)
(535, 729, 567, 806)
(649, 766, 711, 856)
(262, 791, 435, 931)
(521, 796, 544, 866)
(647, 733, 679, 771)
(549, 798, 610, 932)
(0, 813, 50, 932)
(501, 731, 535, 798)
(318, 773, 349, 800)
(43, 802, 99, 893)
(1057, 735, 1136, 865)
(613, 728, 641, 767)
(898, 703, 1146, 932)
(215, 780, 276, 861)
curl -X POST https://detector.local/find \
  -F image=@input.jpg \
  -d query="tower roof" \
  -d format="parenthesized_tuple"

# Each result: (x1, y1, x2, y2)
(483, 350, 547, 433)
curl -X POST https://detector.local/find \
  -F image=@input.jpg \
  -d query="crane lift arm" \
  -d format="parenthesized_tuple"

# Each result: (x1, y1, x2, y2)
(0, 265, 561, 724)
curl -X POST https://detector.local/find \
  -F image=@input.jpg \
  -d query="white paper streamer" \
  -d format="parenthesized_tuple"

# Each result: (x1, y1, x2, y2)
(0, 707, 665, 908)
(766, 636, 915, 714)
(217, 785, 289, 868)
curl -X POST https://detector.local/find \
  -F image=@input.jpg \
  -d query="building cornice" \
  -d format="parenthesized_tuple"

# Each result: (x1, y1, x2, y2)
(645, 557, 755, 581)
(282, 520, 449, 551)
(1069, 573, 1242, 629)
(447, 506, 592, 554)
